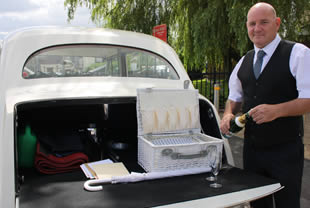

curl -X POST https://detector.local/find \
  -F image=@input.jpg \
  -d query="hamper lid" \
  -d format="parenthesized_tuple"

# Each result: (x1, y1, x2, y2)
(136, 88, 201, 136)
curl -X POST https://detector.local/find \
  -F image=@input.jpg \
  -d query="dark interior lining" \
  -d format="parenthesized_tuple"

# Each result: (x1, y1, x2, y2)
(16, 98, 219, 144)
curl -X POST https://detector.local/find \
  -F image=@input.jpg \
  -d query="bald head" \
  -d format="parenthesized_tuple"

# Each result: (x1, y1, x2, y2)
(246, 2, 281, 48)
(248, 2, 277, 20)
(248, 3, 277, 20)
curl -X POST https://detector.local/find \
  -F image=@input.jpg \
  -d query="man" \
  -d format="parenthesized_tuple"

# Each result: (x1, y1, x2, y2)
(220, 2, 310, 208)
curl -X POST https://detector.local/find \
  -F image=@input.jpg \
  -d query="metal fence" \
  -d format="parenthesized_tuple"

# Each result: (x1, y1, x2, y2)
(189, 67, 231, 111)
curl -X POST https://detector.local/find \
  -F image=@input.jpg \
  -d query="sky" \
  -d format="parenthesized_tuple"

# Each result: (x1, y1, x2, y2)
(0, 0, 96, 40)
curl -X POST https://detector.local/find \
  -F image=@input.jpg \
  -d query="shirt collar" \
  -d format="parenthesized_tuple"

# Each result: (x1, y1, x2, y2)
(254, 34, 281, 57)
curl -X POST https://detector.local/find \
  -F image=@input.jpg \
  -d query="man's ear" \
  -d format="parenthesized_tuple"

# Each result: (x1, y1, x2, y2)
(275, 17, 281, 29)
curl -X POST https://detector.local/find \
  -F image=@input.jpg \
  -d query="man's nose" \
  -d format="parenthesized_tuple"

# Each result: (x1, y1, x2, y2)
(254, 23, 262, 32)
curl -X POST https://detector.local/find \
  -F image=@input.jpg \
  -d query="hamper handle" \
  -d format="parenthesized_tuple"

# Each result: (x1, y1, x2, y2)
(170, 150, 207, 160)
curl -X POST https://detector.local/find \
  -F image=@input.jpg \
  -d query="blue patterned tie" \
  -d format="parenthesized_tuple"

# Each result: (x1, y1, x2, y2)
(253, 50, 266, 79)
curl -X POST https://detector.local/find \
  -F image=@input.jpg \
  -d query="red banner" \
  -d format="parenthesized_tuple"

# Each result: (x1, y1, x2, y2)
(152, 24, 167, 42)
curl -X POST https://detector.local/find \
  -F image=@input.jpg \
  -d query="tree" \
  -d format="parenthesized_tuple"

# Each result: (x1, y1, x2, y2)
(64, 0, 310, 73)
(65, 0, 172, 34)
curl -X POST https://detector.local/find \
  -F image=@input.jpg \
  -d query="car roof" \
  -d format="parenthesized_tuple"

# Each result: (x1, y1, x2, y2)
(0, 26, 192, 106)
(4, 26, 181, 65)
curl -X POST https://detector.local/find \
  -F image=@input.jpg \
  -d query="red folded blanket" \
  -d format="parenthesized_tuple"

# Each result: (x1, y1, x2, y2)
(35, 142, 89, 174)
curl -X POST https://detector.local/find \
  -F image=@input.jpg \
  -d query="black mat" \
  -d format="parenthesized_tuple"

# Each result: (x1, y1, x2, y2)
(19, 166, 278, 208)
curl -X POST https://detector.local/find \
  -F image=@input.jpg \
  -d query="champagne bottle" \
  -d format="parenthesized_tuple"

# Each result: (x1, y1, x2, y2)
(229, 112, 250, 133)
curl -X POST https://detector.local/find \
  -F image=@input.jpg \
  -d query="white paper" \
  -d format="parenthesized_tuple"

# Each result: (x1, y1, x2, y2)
(80, 159, 114, 179)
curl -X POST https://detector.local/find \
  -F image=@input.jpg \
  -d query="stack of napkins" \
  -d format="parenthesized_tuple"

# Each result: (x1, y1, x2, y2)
(81, 159, 130, 179)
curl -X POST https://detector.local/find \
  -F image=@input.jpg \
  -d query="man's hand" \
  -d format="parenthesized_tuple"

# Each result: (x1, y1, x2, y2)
(220, 100, 243, 135)
(249, 104, 279, 124)
(220, 113, 235, 135)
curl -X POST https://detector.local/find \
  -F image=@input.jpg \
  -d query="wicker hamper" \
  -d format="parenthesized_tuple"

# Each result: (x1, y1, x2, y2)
(136, 88, 223, 172)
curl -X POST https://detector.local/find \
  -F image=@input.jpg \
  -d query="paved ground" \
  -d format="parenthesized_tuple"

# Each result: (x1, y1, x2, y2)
(225, 113, 310, 208)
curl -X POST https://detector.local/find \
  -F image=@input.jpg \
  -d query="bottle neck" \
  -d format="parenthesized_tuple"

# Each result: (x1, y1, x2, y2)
(235, 112, 250, 127)
(235, 116, 245, 128)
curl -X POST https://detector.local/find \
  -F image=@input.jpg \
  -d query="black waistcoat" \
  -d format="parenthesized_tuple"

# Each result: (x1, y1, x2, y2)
(237, 40, 303, 147)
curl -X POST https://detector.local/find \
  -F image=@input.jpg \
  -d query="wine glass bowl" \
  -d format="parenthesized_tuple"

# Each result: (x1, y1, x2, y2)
(206, 145, 217, 181)
(210, 156, 222, 188)
(205, 145, 222, 188)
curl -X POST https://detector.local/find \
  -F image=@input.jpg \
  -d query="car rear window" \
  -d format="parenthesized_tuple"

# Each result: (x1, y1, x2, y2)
(22, 45, 179, 80)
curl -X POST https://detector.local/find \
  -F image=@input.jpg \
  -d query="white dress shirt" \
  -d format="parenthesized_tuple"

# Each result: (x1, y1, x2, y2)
(228, 34, 310, 102)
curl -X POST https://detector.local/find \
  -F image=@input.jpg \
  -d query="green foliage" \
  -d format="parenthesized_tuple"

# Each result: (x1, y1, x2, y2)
(192, 78, 210, 97)
(65, 0, 172, 35)
(64, 0, 310, 73)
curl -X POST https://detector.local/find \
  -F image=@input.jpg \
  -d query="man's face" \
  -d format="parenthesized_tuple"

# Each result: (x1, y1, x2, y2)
(246, 5, 281, 48)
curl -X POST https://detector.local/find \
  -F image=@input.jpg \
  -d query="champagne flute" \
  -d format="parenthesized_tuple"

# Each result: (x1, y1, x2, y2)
(210, 149, 222, 188)
(206, 145, 217, 181)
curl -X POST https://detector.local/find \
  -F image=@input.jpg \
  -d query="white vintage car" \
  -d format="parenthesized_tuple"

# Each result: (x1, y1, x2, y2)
(0, 27, 280, 208)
